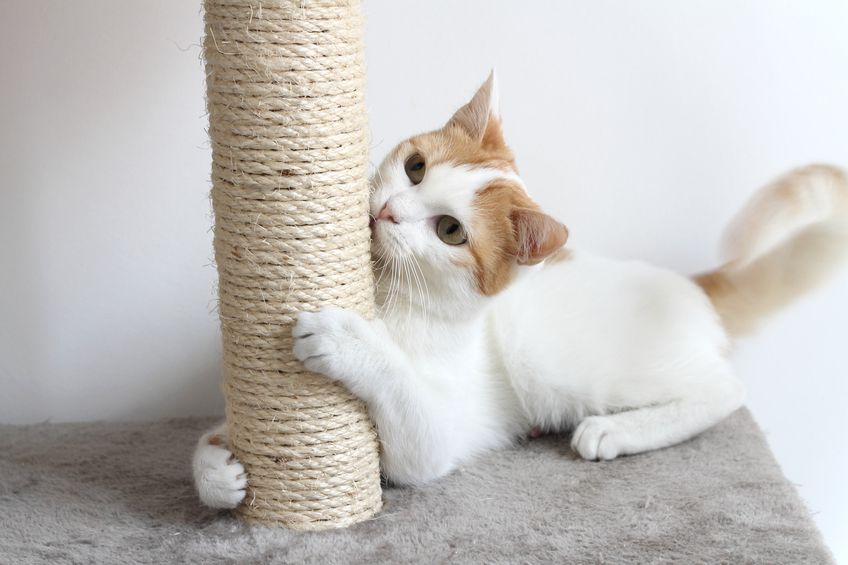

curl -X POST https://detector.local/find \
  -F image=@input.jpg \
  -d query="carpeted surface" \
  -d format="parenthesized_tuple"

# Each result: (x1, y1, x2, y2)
(0, 409, 832, 564)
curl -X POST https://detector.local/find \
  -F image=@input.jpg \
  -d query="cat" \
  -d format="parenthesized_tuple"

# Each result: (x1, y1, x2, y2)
(194, 72, 848, 508)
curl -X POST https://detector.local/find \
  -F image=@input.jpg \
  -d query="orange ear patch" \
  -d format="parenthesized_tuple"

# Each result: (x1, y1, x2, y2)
(401, 123, 516, 175)
(467, 184, 517, 296)
(469, 183, 569, 295)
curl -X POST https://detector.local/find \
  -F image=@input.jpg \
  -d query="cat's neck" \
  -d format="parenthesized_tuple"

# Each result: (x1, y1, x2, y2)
(378, 291, 489, 359)
(375, 274, 488, 323)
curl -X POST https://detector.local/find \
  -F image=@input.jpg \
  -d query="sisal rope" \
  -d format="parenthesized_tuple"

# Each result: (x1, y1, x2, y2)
(203, 0, 382, 529)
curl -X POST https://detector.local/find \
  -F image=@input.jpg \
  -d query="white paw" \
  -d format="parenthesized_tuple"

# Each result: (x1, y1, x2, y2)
(571, 416, 622, 461)
(292, 306, 368, 382)
(193, 436, 246, 509)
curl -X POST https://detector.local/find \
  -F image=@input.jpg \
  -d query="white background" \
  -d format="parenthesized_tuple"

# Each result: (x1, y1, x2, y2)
(1, 1, 846, 560)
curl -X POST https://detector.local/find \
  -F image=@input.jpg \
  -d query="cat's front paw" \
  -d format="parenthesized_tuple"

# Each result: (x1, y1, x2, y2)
(571, 416, 622, 461)
(292, 306, 372, 384)
(193, 434, 247, 509)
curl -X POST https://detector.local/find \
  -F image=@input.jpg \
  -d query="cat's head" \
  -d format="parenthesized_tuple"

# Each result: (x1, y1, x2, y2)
(371, 72, 568, 317)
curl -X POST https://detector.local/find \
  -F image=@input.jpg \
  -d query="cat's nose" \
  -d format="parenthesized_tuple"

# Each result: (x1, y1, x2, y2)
(375, 202, 399, 224)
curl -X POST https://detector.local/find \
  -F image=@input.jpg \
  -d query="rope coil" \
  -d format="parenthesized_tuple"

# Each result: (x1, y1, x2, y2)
(204, 0, 382, 529)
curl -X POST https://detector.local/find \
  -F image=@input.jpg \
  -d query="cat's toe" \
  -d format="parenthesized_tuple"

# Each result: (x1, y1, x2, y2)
(571, 416, 621, 461)
(194, 444, 247, 509)
(292, 307, 368, 382)
(293, 333, 333, 364)
(292, 310, 342, 367)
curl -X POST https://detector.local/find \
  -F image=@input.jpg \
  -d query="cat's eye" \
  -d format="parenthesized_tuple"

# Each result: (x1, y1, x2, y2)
(404, 153, 426, 185)
(436, 215, 467, 245)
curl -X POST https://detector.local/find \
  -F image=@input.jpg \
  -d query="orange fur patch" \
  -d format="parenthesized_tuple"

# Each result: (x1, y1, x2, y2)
(386, 115, 517, 177)
(468, 183, 527, 295)
(388, 101, 567, 296)
(469, 182, 568, 295)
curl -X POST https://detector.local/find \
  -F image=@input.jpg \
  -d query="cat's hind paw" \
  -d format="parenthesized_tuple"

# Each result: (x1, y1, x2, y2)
(571, 416, 622, 461)
(193, 435, 247, 509)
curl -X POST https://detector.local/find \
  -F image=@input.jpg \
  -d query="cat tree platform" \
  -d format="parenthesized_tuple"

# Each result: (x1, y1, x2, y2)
(0, 408, 832, 564)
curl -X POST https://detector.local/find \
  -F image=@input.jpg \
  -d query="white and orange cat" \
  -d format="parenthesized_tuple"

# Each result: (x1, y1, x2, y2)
(194, 73, 848, 508)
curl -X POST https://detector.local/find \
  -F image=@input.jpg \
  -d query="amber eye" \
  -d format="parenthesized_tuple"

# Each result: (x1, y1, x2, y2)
(436, 215, 467, 245)
(404, 153, 426, 185)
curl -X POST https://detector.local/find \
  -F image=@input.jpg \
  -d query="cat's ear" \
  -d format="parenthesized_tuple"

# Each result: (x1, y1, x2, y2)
(447, 70, 502, 145)
(511, 208, 569, 265)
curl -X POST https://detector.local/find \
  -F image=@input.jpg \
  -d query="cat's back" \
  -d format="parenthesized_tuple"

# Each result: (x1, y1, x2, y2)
(488, 251, 728, 425)
(494, 250, 709, 329)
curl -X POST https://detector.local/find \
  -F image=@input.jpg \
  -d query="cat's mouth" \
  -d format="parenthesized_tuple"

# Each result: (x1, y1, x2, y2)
(371, 219, 409, 259)
(373, 221, 398, 245)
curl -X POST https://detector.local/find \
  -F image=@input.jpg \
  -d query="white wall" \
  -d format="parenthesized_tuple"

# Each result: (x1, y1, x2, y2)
(0, 1, 223, 423)
(0, 0, 845, 560)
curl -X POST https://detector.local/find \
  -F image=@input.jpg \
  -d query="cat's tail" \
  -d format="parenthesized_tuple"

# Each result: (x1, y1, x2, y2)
(695, 164, 848, 337)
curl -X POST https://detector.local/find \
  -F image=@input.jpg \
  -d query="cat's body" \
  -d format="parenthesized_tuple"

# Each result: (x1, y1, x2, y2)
(194, 73, 848, 507)
(361, 249, 743, 484)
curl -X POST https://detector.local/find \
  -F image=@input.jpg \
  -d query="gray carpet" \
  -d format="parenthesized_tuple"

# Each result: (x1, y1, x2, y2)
(0, 409, 832, 564)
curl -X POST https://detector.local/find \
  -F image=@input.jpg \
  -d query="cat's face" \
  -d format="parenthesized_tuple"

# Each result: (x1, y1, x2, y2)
(370, 72, 568, 314)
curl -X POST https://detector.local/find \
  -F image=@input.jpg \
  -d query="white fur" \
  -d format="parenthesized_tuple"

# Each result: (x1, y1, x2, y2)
(370, 160, 522, 322)
(192, 131, 844, 505)
(372, 160, 519, 226)
(287, 242, 747, 484)
(194, 155, 744, 502)
(497, 254, 744, 461)
(192, 423, 246, 509)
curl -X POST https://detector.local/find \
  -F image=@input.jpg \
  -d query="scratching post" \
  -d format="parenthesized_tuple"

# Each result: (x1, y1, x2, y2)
(203, 0, 382, 529)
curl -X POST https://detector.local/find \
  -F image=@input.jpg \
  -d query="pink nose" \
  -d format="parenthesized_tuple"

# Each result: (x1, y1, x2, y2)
(375, 202, 398, 224)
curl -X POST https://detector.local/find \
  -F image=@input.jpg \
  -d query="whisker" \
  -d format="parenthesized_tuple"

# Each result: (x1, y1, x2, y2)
(383, 254, 400, 319)
(410, 254, 431, 327)
(373, 247, 390, 291)
(407, 254, 429, 327)
(402, 255, 414, 321)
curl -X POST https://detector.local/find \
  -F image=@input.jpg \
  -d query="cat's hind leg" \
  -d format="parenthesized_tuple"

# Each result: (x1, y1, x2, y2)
(192, 421, 247, 508)
(571, 365, 745, 460)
